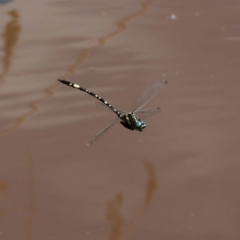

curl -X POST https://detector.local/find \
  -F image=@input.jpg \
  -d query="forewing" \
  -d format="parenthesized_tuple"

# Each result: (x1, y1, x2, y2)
(95, 100, 125, 115)
(87, 117, 120, 146)
(135, 107, 161, 120)
(131, 78, 167, 112)
(95, 100, 113, 112)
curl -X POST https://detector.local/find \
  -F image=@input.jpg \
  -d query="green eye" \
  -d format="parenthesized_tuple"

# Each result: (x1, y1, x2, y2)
(135, 120, 146, 129)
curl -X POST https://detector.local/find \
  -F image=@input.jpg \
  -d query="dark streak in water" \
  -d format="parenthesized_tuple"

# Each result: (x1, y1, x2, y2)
(0, 10, 21, 84)
(106, 192, 124, 240)
(0, 82, 58, 137)
(0, 0, 153, 137)
(143, 161, 158, 208)
(65, 0, 153, 77)
(124, 160, 158, 240)
(106, 160, 158, 240)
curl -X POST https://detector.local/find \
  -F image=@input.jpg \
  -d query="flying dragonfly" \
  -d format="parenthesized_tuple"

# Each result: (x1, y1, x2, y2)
(58, 78, 167, 145)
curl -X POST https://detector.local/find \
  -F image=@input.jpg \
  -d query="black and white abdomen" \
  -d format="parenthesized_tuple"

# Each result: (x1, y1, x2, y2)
(58, 79, 121, 116)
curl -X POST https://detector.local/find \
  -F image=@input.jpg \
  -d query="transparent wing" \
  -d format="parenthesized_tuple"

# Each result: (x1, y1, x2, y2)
(95, 100, 125, 115)
(87, 117, 120, 146)
(135, 107, 161, 120)
(131, 78, 167, 113)
(95, 100, 112, 112)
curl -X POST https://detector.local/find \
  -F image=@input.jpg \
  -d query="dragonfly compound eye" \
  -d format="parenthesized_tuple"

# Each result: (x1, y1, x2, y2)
(135, 120, 146, 131)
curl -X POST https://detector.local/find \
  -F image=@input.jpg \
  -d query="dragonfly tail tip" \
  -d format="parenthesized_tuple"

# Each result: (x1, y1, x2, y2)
(58, 79, 67, 84)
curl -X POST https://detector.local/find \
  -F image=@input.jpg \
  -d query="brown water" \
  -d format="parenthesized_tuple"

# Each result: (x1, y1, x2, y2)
(0, 0, 240, 239)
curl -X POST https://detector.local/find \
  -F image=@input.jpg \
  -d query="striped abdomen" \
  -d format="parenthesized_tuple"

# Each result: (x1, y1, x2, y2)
(58, 79, 121, 117)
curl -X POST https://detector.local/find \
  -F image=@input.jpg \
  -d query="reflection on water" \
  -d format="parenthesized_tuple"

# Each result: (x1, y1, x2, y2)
(106, 161, 158, 240)
(0, 0, 13, 4)
(106, 192, 124, 240)
(0, 82, 57, 137)
(0, 0, 153, 137)
(64, 0, 153, 78)
(0, 9, 21, 82)
(0, 181, 8, 216)
(124, 161, 158, 240)
(143, 161, 158, 208)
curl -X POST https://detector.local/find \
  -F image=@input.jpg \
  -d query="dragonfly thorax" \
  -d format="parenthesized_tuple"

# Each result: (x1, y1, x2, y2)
(120, 113, 146, 132)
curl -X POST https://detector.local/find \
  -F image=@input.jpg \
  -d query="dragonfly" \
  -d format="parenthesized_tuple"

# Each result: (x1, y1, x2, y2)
(58, 78, 167, 145)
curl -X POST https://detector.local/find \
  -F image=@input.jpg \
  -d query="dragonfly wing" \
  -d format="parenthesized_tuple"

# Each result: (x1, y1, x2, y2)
(135, 107, 161, 120)
(131, 78, 167, 113)
(88, 117, 120, 146)
(95, 100, 125, 115)
(95, 100, 113, 112)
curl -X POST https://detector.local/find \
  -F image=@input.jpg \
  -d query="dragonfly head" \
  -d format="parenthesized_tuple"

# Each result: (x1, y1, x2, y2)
(135, 119, 146, 132)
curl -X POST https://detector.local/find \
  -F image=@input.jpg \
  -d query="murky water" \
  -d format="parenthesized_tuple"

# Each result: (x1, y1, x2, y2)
(0, 0, 240, 239)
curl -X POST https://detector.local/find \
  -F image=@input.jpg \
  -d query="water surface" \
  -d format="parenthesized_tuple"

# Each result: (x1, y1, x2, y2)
(0, 0, 240, 239)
